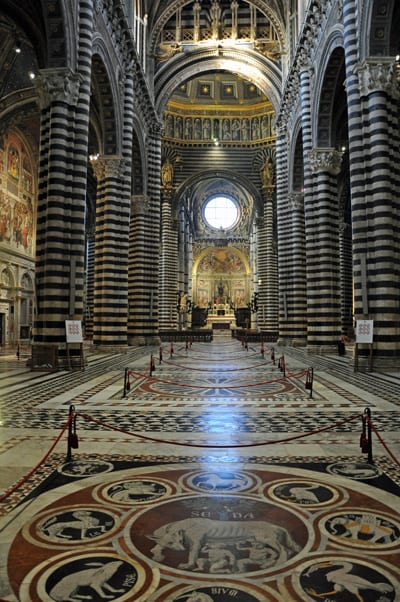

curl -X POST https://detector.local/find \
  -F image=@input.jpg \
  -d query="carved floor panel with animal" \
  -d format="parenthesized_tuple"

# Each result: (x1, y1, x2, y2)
(4, 461, 400, 601)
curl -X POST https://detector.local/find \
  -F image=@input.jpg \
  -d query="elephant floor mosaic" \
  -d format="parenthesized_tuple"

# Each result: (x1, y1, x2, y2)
(1, 458, 400, 601)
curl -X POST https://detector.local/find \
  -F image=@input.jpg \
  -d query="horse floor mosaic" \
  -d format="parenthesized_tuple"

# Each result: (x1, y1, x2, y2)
(0, 336, 399, 601)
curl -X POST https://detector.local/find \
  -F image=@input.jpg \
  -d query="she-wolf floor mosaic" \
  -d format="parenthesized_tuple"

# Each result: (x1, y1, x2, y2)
(2, 457, 400, 601)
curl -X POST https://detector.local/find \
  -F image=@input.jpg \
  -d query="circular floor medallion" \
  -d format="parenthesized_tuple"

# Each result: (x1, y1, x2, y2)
(294, 554, 397, 602)
(184, 470, 257, 493)
(151, 582, 279, 601)
(319, 509, 400, 550)
(126, 494, 309, 576)
(21, 550, 154, 602)
(24, 505, 120, 547)
(7, 464, 400, 602)
(326, 461, 380, 480)
(58, 459, 114, 478)
(267, 479, 341, 508)
(93, 478, 173, 506)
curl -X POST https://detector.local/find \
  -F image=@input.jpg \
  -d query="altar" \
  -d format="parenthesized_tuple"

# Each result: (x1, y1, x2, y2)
(207, 304, 236, 330)
(210, 320, 232, 329)
(209, 303, 232, 315)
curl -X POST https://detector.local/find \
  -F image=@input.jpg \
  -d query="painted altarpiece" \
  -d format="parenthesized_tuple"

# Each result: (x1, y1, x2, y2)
(193, 247, 250, 309)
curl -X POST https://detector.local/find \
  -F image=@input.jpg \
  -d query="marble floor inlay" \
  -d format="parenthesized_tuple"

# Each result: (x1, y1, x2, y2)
(0, 336, 399, 601)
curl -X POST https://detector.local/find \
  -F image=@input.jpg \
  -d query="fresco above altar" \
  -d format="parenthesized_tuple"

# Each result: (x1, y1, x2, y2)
(197, 248, 245, 273)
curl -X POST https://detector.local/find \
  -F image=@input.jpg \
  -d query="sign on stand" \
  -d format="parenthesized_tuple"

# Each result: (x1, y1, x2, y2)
(65, 320, 84, 369)
(66, 320, 83, 343)
(356, 320, 373, 344)
(354, 319, 374, 372)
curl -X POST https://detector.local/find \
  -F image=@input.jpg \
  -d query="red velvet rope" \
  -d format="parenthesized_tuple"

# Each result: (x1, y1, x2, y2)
(366, 416, 400, 468)
(76, 411, 362, 449)
(0, 415, 72, 504)
(126, 368, 309, 389)
(1, 411, 398, 506)
(167, 347, 274, 361)
(162, 359, 274, 371)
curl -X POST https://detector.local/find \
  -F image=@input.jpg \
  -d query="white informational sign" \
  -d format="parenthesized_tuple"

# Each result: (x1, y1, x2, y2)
(356, 319, 374, 344)
(65, 320, 83, 343)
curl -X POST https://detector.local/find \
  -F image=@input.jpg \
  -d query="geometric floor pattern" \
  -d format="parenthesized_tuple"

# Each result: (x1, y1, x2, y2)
(1, 333, 399, 601)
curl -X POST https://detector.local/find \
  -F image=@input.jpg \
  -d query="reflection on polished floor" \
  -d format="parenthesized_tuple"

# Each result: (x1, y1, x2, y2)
(0, 333, 399, 601)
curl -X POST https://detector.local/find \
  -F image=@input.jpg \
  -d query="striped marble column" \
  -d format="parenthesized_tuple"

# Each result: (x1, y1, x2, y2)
(74, 0, 94, 220)
(84, 230, 95, 338)
(177, 206, 186, 293)
(256, 214, 266, 331)
(128, 127, 162, 345)
(275, 125, 292, 343)
(185, 219, 193, 329)
(128, 194, 151, 344)
(353, 58, 400, 366)
(341, 0, 368, 360)
(288, 192, 307, 345)
(158, 189, 178, 330)
(342, 0, 365, 209)
(298, 57, 315, 347)
(91, 156, 129, 348)
(120, 69, 135, 222)
(34, 68, 85, 346)
(276, 57, 310, 345)
(33, 0, 94, 356)
(178, 207, 191, 330)
(258, 187, 278, 332)
(76, 0, 95, 341)
(307, 148, 342, 351)
(250, 218, 259, 326)
(339, 220, 353, 336)
(299, 58, 313, 195)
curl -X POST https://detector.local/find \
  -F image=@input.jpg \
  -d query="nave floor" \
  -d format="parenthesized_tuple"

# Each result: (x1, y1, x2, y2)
(0, 334, 399, 601)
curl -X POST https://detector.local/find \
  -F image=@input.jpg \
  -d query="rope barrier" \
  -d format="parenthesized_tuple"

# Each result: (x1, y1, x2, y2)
(69, 407, 399, 469)
(169, 355, 260, 363)
(124, 345, 311, 396)
(1, 405, 399, 505)
(122, 348, 306, 392)
(161, 359, 275, 371)
(75, 410, 364, 449)
(168, 350, 259, 359)
(0, 414, 73, 503)
(124, 368, 308, 390)
(1, 338, 399, 506)
(149, 354, 155, 376)
(165, 345, 275, 359)
(368, 421, 400, 468)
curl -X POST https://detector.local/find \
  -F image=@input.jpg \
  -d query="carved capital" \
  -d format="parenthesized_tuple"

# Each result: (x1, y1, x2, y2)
(131, 194, 151, 215)
(355, 59, 399, 98)
(35, 68, 82, 109)
(90, 156, 125, 181)
(298, 50, 313, 75)
(339, 220, 351, 235)
(275, 124, 288, 142)
(308, 148, 343, 175)
(161, 187, 174, 201)
(261, 188, 274, 201)
(147, 115, 164, 139)
(288, 192, 304, 211)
